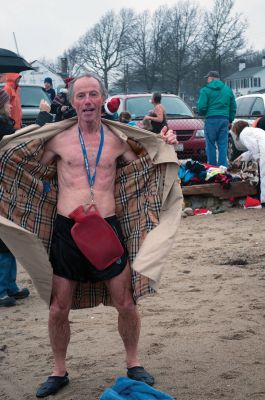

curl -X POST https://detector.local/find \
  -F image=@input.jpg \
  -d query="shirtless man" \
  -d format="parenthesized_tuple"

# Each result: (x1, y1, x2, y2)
(36, 73, 177, 398)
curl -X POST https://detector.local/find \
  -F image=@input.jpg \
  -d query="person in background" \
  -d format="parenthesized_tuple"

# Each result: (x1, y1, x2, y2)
(119, 111, 137, 127)
(232, 120, 265, 205)
(252, 115, 265, 129)
(101, 97, 120, 120)
(51, 78, 76, 122)
(197, 70, 236, 167)
(44, 77, 56, 102)
(143, 92, 167, 133)
(0, 89, 53, 306)
(0, 89, 28, 306)
(3, 73, 22, 130)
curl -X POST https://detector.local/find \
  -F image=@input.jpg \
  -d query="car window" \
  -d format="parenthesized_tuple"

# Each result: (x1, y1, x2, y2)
(236, 97, 255, 116)
(162, 97, 193, 117)
(250, 97, 265, 116)
(20, 86, 51, 107)
(124, 96, 193, 119)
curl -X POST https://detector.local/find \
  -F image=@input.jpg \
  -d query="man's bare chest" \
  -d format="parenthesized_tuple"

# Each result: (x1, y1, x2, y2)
(57, 138, 121, 172)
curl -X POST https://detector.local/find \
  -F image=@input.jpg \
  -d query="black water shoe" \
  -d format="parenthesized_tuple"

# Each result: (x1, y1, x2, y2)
(36, 372, 69, 398)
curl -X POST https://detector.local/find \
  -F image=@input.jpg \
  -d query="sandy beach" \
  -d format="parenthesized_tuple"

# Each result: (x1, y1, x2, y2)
(0, 207, 265, 400)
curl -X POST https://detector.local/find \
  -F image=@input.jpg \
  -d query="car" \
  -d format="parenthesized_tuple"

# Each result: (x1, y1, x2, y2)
(20, 85, 51, 126)
(228, 93, 265, 161)
(115, 93, 205, 160)
(0, 84, 51, 126)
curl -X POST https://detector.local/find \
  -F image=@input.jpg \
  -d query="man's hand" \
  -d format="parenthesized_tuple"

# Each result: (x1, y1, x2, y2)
(231, 155, 242, 168)
(39, 99, 51, 113)
(160, 126, 178, 145)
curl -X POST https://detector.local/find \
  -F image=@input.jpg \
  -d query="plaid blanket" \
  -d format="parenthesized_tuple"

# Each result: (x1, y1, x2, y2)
(0, 118, 183, 309)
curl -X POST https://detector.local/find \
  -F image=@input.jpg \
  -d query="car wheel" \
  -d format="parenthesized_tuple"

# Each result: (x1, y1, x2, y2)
(227, 135, 242, 161)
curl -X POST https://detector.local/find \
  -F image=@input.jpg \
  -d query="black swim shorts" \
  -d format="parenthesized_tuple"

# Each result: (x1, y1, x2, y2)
(50, 214, 128, 283)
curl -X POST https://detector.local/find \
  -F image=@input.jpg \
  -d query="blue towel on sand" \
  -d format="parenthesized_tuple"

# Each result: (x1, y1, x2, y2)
(99, 377, 175, 399)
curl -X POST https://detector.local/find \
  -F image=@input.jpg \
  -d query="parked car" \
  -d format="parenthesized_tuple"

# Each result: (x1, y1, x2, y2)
(0, 84, 51, 126)
(116, 93, 205, 160)
(228, 93, 265, 160)
(20, 85, 51, 126)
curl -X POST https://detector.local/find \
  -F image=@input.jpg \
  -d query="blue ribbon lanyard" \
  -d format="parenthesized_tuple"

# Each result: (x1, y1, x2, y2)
(78, 125, 104, 204)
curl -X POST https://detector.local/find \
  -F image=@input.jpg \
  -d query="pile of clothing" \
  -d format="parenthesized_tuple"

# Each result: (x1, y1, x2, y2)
(178, 160, 241, 189)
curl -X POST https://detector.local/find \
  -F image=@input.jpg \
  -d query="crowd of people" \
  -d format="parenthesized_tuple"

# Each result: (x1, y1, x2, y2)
(0, 68, 264, 398)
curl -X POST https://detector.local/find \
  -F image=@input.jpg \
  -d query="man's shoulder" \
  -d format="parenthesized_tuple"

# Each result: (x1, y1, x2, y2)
(60, 122, 77, 135)
(102, 123, 122, 140)
(50, 122, 78, 140)
(199, 85, 208, 93)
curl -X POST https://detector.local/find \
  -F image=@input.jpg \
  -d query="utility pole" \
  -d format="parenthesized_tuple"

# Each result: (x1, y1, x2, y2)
(13, 32, 20, 55)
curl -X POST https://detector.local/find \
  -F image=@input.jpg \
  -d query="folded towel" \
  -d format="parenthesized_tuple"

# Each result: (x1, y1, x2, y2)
(99, 377, 175, 400)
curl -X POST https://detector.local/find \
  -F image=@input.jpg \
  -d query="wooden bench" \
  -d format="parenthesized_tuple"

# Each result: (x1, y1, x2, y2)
(181, 181, 257, 199)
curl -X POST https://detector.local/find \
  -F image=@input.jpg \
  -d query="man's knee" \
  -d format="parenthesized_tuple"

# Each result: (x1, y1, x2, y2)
(49, 299, 71, 322)
(114, 296, 137, 315)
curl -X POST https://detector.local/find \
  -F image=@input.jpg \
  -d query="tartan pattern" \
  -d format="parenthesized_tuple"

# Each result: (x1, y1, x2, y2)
(115, 155, 163, 302)
(0, 138, 57, 251)
(0, 135, 166, 309)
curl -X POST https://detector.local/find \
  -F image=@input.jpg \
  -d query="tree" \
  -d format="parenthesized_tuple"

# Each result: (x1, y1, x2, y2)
(62, 45, 85, 76)
(76, 9, 136, 89)
(128, 8, 169, 91)
(162, 1, 202, 94)
(201, 0, 247, 77)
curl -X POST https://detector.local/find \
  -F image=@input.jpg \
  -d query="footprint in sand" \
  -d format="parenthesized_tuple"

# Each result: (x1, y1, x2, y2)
(249, 302, 265, 310)
(220, 370, 241, 379)
(220, 329, 256, 340)
(147, 342, 165, 355)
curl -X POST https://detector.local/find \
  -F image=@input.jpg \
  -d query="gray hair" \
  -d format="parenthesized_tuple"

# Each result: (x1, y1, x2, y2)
(67, 73, 108, 103)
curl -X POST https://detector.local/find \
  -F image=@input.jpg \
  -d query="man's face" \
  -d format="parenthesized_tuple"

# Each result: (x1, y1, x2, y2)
(71, 77, 104, 124)
(44, 82, 51, 90)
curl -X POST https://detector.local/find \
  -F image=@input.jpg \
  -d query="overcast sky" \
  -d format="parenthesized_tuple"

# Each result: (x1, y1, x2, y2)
(1, 0, 264, 62)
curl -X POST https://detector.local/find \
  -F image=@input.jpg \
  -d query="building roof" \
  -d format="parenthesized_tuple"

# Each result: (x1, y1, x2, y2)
(225, 66, 265, 80)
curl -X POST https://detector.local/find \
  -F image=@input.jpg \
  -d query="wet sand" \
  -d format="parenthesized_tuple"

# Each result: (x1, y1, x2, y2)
(0, 208, 265, 400)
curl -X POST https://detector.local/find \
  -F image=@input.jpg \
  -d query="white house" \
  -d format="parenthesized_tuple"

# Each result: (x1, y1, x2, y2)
(224, 57, 265, 96)
(20, 60, 65, 93)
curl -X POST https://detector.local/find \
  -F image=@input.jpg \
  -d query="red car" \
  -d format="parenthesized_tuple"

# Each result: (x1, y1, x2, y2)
(116, 93, 205, 160)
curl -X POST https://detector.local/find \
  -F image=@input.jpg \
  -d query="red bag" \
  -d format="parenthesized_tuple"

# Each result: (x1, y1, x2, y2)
(69, 204, 124, 270)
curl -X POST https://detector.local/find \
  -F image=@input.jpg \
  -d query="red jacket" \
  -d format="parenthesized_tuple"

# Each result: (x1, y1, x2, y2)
(3, 73, 22, 129)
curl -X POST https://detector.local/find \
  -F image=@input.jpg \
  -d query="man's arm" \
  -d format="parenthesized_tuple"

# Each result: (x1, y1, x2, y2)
(40, 138, 57, 165)
(122, 126, 177, 163)
(229, 91, 237, 123)
(122, 141, 139, 163)
(197, 88, 208, 116)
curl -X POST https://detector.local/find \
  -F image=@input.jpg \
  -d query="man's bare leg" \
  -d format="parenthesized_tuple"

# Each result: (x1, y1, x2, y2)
(49, 275, 77, 376)
(105, 264, 141, 367)
(36, 275, 76, 397)
(105, 264, 154, 385)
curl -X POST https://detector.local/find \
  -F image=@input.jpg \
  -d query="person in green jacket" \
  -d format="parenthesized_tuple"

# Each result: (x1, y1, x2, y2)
(197, 71, 236, 167)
